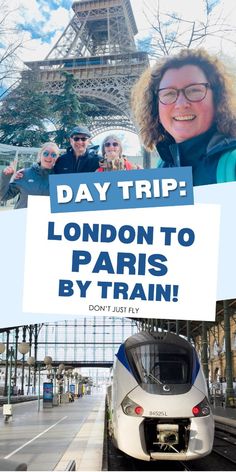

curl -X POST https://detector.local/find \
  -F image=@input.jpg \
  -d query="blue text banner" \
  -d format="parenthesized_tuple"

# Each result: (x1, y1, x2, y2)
(49, 167, 193, 213)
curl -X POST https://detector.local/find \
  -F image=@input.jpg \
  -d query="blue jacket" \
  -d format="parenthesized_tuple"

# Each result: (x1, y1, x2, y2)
(157, 128, 236, 185)
(0, 163, 54, 209)
(54, 147, 100, 174)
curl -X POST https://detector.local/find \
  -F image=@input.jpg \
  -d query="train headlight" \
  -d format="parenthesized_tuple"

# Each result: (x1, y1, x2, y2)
(121, 396, 144, 416)
(192, 397, 211, 417)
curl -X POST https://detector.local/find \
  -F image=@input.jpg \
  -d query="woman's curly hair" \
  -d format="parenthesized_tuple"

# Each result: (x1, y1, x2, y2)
(131, 48, 236, 151)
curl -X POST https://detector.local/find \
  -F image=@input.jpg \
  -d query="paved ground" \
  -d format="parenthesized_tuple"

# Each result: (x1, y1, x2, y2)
(211, 404, 236, 426)
(0, 392, 105, 471)
(212, 406, 236, 418)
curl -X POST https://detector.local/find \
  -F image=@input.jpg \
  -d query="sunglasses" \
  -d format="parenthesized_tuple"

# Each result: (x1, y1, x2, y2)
(42, 151, 58, 158)
(71, 136, 88, 142)
(104, 142, 119, 147)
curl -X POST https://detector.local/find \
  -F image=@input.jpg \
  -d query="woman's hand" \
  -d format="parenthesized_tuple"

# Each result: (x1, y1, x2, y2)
(99, 158, 108, 170)
(3, 165, 15, 176)
(3, 159, 24, 178)
(13, 169, 24, 180)
(99, 158, 114, 171)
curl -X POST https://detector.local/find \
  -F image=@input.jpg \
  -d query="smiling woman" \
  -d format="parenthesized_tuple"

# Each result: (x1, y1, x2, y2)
(131, 48, 236, 185)
(158, 66, 215, 143)
(0, 142, 60, 209)
(97, 134, 135, 171)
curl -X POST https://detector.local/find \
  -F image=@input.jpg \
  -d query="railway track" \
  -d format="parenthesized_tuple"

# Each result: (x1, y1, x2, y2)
(0, 395, 39, 406)
(106, 435, 192, 471)
(212, 422, 236, 466)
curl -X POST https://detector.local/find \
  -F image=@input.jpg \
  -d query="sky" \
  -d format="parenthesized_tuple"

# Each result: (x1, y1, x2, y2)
(2, 0, 236, 154)
(8, 0, 236, 61)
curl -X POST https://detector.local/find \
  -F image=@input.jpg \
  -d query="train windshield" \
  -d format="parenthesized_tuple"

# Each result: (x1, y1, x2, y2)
(126, 341, 192, 394)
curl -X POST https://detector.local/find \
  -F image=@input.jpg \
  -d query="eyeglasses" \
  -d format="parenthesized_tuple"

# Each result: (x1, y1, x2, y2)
(71, 136, 88, 142)
(157, 83, 211, 105)
(42, 151, 58, 158)
(104, 142, 119, 147)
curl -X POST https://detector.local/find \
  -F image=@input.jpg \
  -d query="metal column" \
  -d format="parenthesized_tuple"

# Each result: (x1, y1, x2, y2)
(201, 322, 209, 392)
(224, 300, 236, 407)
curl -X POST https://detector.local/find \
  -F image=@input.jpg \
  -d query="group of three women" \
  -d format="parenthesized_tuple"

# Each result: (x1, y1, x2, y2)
(1, 47, 236, 208)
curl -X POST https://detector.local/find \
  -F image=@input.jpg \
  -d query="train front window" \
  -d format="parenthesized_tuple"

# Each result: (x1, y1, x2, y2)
(126, 342, 192, 393)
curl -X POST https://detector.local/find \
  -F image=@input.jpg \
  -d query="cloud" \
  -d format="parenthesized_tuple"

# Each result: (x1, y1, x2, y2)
(20, 35, 56, 62)
(6, 2, 72, 62)
(17, 7, 71, 46)
(42, 7, 72, 34)
(10, 0, 45, 25)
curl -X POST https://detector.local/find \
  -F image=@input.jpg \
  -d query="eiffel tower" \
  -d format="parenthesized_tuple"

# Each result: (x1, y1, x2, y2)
(24, 0, 149, 136)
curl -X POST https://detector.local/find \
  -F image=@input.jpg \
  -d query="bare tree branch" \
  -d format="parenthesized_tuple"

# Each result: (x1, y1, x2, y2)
(0, 0, 25, 87)
(140, 0, 236, 58)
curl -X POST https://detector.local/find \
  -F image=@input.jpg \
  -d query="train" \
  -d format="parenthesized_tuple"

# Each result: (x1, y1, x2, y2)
(107, 331, 214, 461)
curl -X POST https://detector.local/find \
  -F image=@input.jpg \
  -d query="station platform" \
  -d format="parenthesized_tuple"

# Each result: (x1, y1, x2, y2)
(211, 404, 236, 427)
(0, 391, 105, 471)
